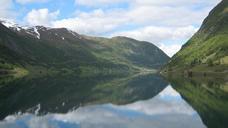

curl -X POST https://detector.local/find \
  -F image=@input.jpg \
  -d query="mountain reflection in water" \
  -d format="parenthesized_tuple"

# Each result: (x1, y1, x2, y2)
(0, 85, 206, 128)
(0, 73, 167, 119)
(1, 73, 227, 128)
(168, 76, 228, 128)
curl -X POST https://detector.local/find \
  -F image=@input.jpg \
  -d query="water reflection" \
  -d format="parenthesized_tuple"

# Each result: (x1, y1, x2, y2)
(1, 72, 227, 128)
(168, 76, 228, 128)
(0, 85, 206, 128)
(0, 73, 168, 119)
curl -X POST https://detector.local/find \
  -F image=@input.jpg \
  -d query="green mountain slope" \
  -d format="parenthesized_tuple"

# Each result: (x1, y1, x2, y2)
(163, 0, 228, 73)
(85, 36, 169, 69)
(0, 23, 169, 77)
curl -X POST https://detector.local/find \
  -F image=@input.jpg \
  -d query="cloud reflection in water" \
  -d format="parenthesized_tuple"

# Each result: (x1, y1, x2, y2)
(0, 85, 206, 128)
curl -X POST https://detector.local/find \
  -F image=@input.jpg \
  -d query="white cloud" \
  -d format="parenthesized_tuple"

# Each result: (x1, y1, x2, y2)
(0, 0, 12, 10)
(75, 0, 221, 7)
(72, 2, 214, 29)
(0, 0, 16, 19)
(16, 0, 49, 4)
(125, 6, 210, 27)
(25, 8, 59, 26)
(51, 4, 202, 34)
(159, 44, 182, 57)
(132, 0, 221, 7)
(112, 26, 197, 43)
(53, 9, 127, 35)
(27, 0, 219, 36)
(52, 0, 216, 34)
(75, 0, 128, 7)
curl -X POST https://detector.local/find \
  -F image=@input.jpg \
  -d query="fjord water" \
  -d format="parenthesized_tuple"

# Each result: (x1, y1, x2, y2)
(0, 74, 227, 128)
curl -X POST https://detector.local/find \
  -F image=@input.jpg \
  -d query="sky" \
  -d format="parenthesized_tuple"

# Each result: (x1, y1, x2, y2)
(0, 0, 222, 57)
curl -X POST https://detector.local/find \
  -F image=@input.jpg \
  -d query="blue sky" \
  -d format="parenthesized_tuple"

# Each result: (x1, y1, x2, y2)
(0, 0, 221, 56)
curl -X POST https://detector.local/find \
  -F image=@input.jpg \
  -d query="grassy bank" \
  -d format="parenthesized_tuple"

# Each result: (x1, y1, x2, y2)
(161, 64, 228, 79)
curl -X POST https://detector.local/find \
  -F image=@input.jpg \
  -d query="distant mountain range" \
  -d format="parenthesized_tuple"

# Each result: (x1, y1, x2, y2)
(163, 0, 228, 74)
(0, 20, 169, 77)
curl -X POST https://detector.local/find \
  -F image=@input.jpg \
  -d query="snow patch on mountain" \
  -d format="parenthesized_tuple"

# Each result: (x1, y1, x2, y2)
(0, 19, 22, 31)
(0, 19, 83, 40)
(33, 27, 40, 39)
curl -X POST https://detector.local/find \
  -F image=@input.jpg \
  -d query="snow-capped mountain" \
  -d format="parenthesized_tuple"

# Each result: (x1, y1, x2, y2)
(0, 19, 23, 32)
(0, 19, 82, 40)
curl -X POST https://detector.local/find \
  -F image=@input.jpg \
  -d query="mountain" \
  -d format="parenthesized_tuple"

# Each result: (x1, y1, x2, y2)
(0, 20, 169, 77)
(163, 0, 228, 74)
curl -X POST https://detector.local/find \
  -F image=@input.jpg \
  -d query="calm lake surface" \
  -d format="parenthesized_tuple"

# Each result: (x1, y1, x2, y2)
(0, 73, 227, 128)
